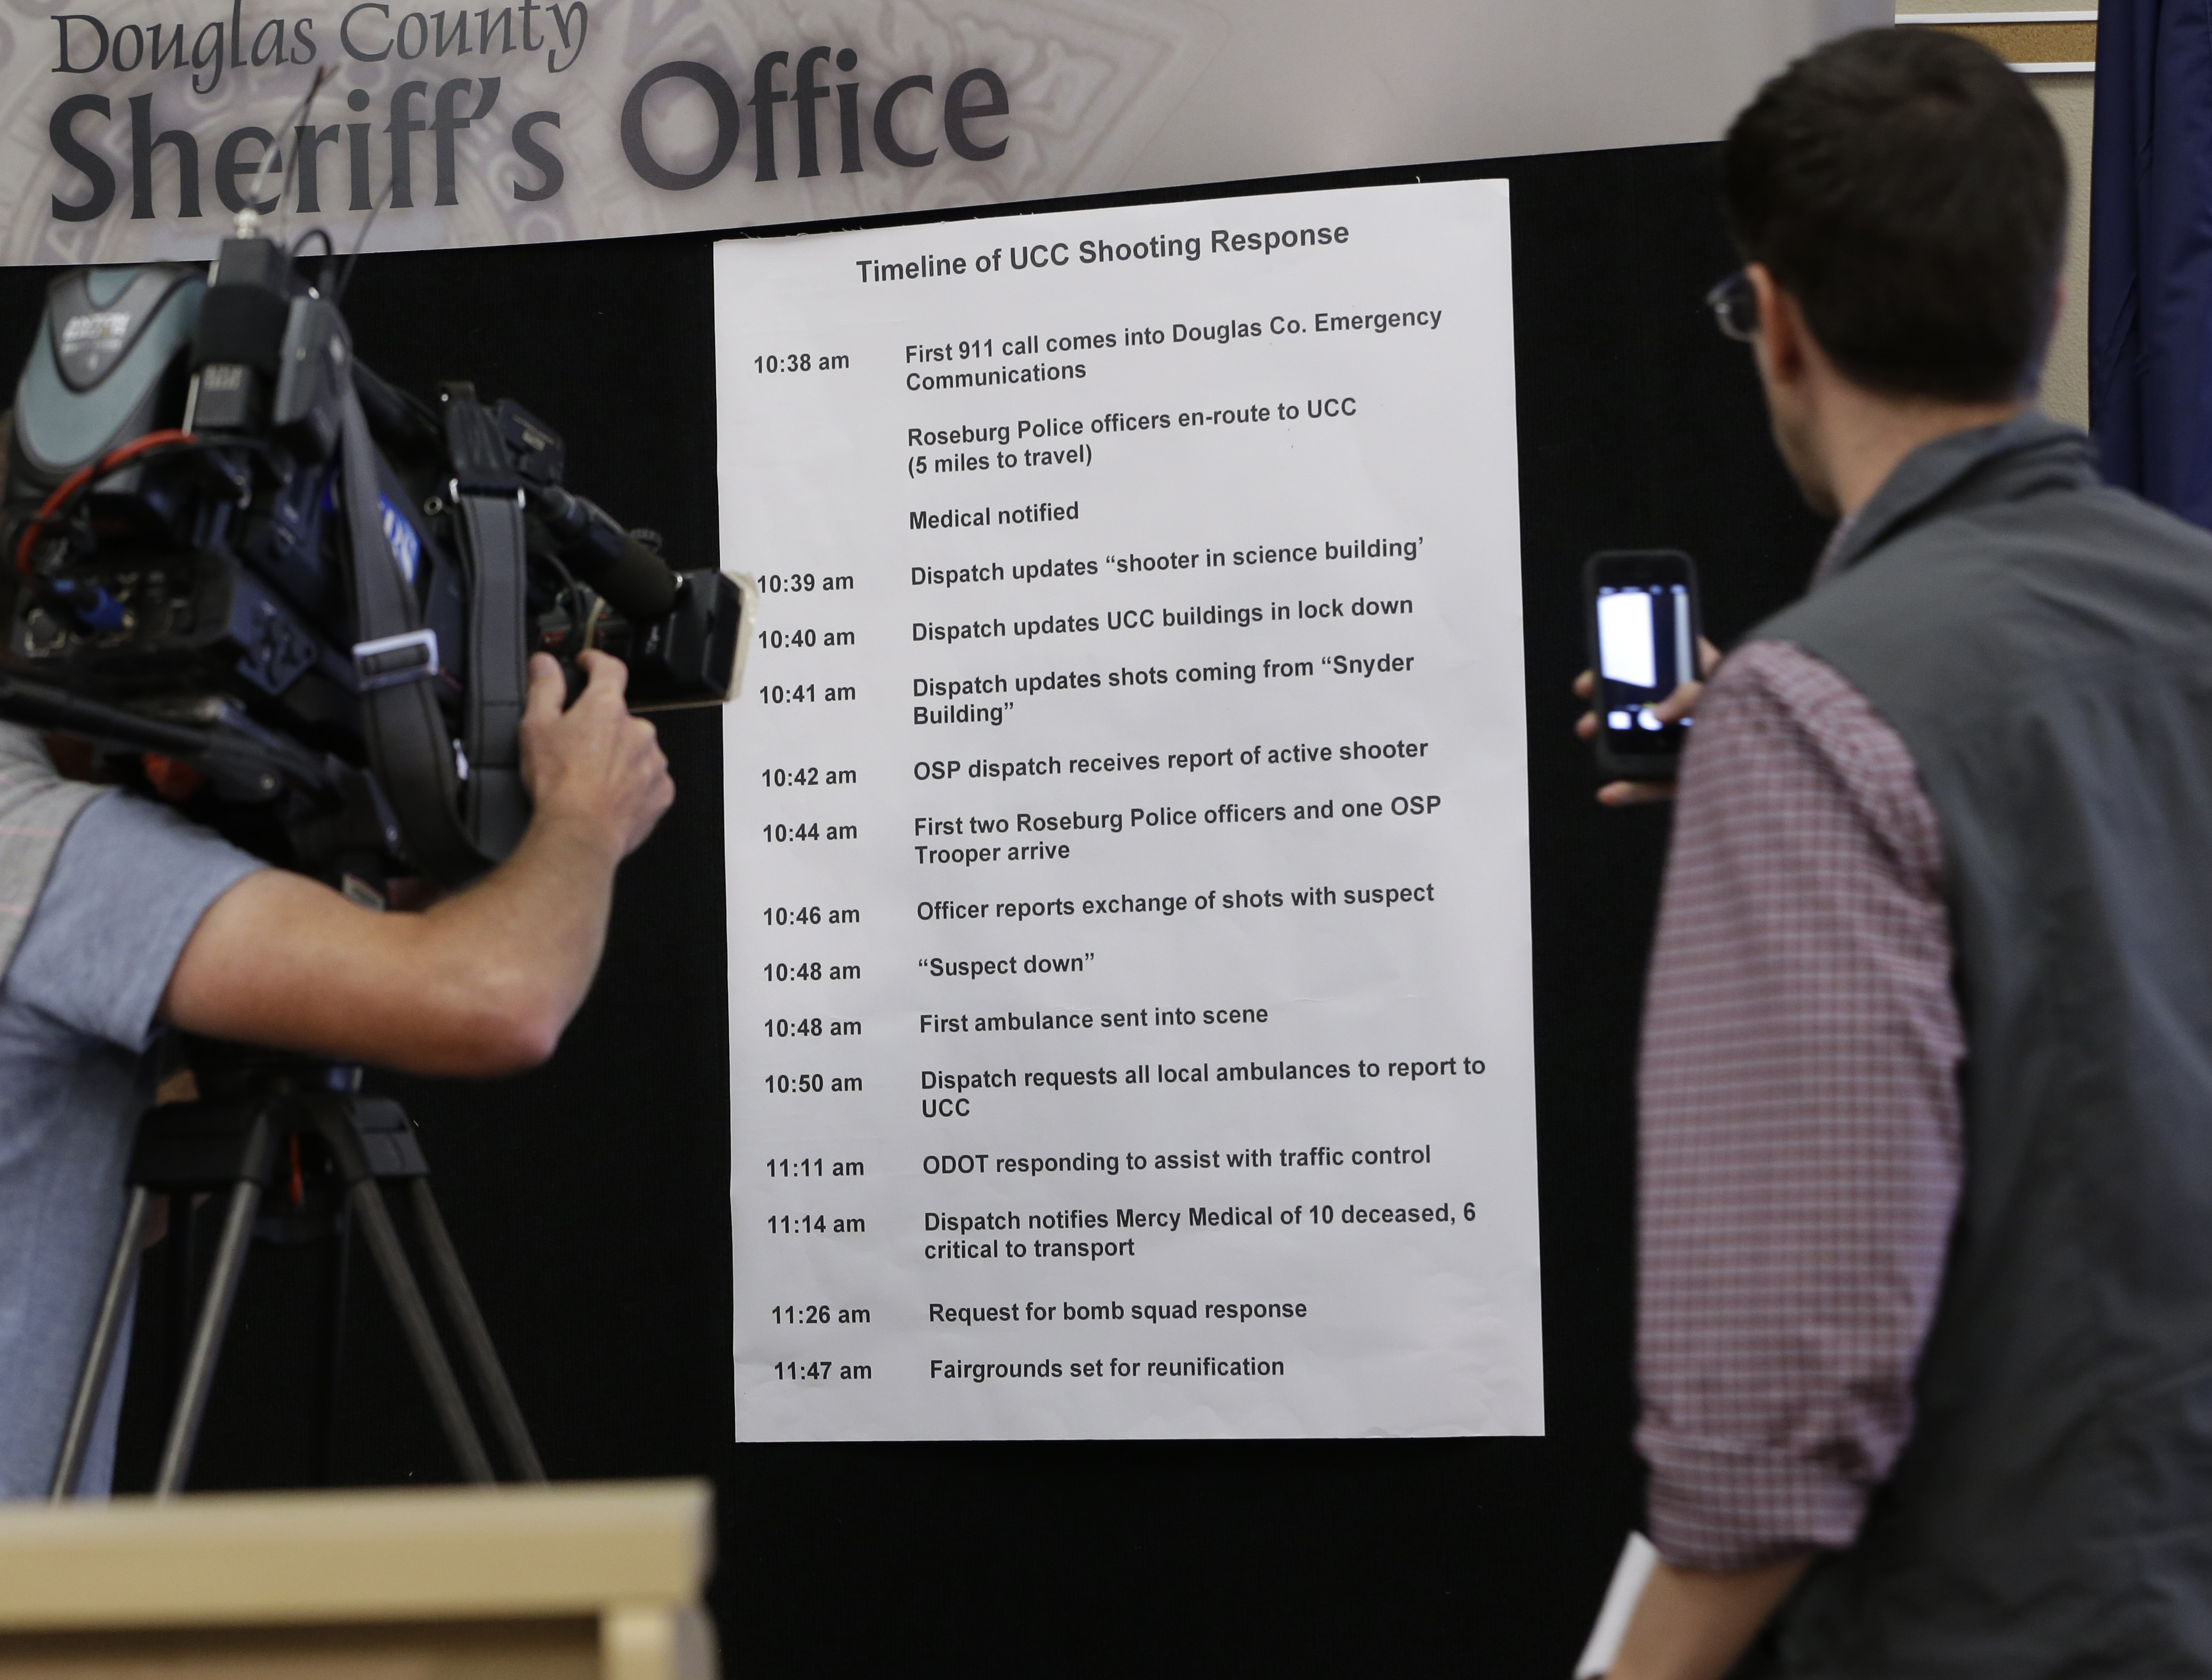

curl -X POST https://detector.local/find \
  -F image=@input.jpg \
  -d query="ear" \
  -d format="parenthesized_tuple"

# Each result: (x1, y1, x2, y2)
(1746, 262, 1804, 384)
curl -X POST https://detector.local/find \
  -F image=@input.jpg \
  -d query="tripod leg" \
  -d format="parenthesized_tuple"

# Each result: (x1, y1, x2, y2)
(407, 1181, 547, 1483)
(153, 1178, 261, 1497)
(309, 1212, 351, 1487)
(49, 1187, 152, 1500)
(165, 1191, 195, 1412)
(347, 1180, 495, 1484)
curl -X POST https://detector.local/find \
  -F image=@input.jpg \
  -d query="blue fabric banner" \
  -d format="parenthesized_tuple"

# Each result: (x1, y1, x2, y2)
(2090, 0, 2212, 526)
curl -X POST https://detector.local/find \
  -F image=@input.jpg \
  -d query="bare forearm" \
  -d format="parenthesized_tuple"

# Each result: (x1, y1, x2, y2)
(162, 650, 673, 1077)
(1610, 1556, 1811, 1680)
(163, 819, 624, 1076)
(410, 811, 621, 1057)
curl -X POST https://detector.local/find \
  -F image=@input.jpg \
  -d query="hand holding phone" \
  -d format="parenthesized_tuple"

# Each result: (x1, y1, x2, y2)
(1577, 550, 1716, 803)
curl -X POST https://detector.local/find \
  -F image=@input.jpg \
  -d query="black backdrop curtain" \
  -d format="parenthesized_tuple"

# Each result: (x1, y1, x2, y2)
(0, 139, 1824, 1676)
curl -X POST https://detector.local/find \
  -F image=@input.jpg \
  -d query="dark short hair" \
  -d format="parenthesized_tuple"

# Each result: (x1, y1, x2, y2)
(1721, 27, 2067, 402)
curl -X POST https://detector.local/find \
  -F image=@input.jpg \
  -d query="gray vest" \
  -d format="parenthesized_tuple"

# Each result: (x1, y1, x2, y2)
(1753, 415, 2212, 1674)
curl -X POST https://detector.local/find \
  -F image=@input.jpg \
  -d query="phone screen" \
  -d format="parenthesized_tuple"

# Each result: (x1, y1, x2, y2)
(1594, 566, 1696, 757)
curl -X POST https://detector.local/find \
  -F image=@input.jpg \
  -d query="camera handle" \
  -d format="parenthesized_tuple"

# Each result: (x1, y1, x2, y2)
(48, 1071, 546, 1498)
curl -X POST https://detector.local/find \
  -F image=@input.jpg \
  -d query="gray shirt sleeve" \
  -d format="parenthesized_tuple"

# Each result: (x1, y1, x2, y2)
(3, 791, 264, 1049)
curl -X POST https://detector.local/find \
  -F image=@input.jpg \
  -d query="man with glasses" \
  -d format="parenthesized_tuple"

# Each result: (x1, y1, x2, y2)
(1595, 26, 2212, 1680)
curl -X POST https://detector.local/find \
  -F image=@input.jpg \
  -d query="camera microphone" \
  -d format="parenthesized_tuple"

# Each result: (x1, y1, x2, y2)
(526, 485, 679, 622)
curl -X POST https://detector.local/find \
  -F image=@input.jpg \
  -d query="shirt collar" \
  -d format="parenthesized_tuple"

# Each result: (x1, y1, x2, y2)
(1811, 510, 1860, 586)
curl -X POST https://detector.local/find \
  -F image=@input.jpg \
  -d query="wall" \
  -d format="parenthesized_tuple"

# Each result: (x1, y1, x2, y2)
(9, 15, 2096, 1674)
(1896, 6, 2096, 426)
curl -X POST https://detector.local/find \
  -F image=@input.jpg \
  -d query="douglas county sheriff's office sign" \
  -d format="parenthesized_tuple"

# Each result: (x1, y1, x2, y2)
(4, 0, 1887, 265)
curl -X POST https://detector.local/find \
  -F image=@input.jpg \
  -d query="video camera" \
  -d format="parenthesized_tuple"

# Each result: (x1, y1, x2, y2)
(0, 234, 753, 891)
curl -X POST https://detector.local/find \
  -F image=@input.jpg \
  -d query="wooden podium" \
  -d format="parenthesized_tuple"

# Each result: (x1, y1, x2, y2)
(0, 1480, 714, 1678)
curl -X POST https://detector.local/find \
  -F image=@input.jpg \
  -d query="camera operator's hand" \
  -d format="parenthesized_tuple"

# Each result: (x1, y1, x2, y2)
(161, 649, 678, 1078)
(1574, 636, 1722, 806)
(520, 651, 673, 861)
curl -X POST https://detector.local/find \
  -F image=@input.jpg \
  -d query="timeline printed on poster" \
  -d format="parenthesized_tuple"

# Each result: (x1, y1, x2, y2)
(714, 179, 1540, 1441)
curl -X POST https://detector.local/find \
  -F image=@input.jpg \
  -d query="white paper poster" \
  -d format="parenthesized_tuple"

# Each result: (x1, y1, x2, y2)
(715, 177, 1537, 1441)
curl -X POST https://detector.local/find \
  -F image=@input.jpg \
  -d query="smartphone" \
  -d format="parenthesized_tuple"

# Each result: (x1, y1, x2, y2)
(1584, 550, 1702, 781)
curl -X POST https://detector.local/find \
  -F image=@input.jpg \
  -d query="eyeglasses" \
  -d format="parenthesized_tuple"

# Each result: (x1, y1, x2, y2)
(1705, 270, 1759, 342)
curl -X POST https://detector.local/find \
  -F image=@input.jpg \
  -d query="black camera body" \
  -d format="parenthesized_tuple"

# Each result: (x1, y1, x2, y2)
(0, 237, 751, 889)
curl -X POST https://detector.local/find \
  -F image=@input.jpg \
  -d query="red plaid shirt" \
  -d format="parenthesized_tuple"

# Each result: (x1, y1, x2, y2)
(1635, 637, 1965, 1571)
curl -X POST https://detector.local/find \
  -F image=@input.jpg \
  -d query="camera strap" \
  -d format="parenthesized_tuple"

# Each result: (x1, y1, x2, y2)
(439, 392, 530, 865)
(337, 382, 487, 885)
(453, 493, 529, 859)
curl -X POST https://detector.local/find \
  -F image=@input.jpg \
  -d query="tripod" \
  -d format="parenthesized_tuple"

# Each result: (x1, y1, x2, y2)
(50, 1056, 546, 1498)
